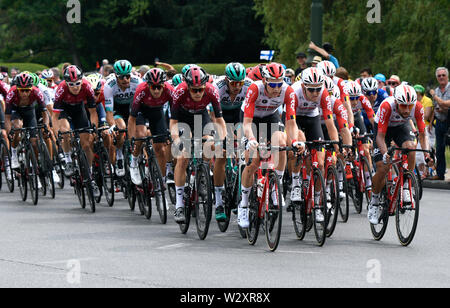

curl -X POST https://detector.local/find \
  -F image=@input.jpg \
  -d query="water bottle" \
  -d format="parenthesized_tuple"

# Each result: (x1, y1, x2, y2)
(257, 177, 265, 198)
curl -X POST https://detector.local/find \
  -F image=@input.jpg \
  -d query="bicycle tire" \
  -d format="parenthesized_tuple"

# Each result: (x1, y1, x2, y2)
(1, 139, 14, 192)
(351, 167, 363, 214)
(325, 165, 339, 238)
(265, 170, 283, 252)
(246, 178, 260, 245)
(40, 140, 55, 199)
(100, 146, 114, 207)
(336, 158, 349, 222)
(370, 184, 389, 241)
(395, 170, 420, 246)
(217, 167, 233, 232)
(52, 140, 64, 189)
(75, 176, 86, 209)
(360, 156, 372, 210)
(128, 183, 137, 211)
(179, 186, 192, 234)
(414, 164, 423, 201)
(194, 163, 213, 240)
(312, 168, 327, 246)
(26, 146, 39, 206)
(18, 154, 28, 202)
(149, 155, 167, 224)
(79, 150, 95, 213)
(138, 161, 152, 219)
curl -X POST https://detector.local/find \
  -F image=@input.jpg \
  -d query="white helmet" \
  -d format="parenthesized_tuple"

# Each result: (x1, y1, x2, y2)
(301, 67, 324, 86)
(323, 76, 335, 93)
(394, 85, 417, 105)
(41, 69, 54, 80)
(332, 87, 341, 99)
(317, 60, 336, 77)
(361, 77, 378, 93)
(346, 80, 362, 97)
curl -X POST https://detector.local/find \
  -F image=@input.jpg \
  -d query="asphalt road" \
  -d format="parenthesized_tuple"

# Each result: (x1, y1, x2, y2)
(0, 180, 449, 288)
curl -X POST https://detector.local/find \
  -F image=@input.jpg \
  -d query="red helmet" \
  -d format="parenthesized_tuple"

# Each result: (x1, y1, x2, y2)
(16, 73, 33, 88)
(262, 62, 285, 80)
(184, 66, 208, 87)
(63, 65, 83, 82)
(248, 65, 264, 81)
(144, 68, 166, 85)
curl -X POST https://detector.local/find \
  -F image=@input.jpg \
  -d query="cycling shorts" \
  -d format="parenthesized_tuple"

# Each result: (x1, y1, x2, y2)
(135, 106, 169, 143)
(58, 103, 90, 130)
(240, 110, 283, 143)
(373, 121, 416, 163)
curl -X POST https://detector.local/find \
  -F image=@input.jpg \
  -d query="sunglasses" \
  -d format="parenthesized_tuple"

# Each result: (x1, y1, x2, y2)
(67, 81, 82, 87)
(150, 85, 164, 91)
(189, 87, 205, 94)
(117, 74, 131, 80)
(437, 74, 447, 78)
(349, 96, 360, 101)
(229, 80, 244, 87)
(267, 82, 283, 88)
(365, 90, 377, 96)
(18, 88, 32, 93)
(387, 82, 399, 86)
(306, 87, 322, 93)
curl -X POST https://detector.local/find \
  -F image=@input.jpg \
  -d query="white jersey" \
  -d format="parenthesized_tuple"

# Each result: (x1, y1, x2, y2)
(38, 83, 53, 106)
(213, 76, 253, 111)
(291, 81, 329, 118)
(103, 75, 142, 112)
(241, 80, 294, 119)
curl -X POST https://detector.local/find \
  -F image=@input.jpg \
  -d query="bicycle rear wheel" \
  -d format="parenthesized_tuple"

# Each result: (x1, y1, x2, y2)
(41, 140, 55, 199)
(1, 139, 14, 192)
(194, 163, 213, 240)
(336, 158, 349, 222)
(265, 171, 283, 252)
(150, 156, 167, 224)
(325, 165, 339, 238)
(396, 171, 420, 246)
(218, 167, 233, 232)
(414, 164, 423, 201)
(312, 168, 327, 246)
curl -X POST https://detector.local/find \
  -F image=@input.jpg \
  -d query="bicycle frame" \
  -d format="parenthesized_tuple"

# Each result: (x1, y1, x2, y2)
(386, 152, 413, 214)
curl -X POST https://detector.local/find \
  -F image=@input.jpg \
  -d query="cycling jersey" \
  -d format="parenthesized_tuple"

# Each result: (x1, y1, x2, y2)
(5, 86, 46, 112)
(368, 88, 389, 113)
(291, 81, 333, 120)
(213, 76, 253, 111)
(333, 76, 350, 103)
(0, 81, 8, 98)
(242, 81, 296, 121)
(53, 79, 96, 112)
(351, 95, 374, 119)
(171, 82, 223, 120)
(375, 97, 425, 134)
(319, 96, 349, 130)
(37, 83, 53, 106)
(130, 81, 174, 117)
(103, 75, 142, 115)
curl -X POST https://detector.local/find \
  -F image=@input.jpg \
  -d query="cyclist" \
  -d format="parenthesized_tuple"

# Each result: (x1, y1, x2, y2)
(170, 66, 227, 223)
(128, 68, 174, 187)
(317, 60, 354, 128)
(170, 73, 183, 88)
(238, 62, 302, 228)
(0, 78, 9, 144)
(289, 67, 340, 222)
(368, 85, 430, 225)
(212, 62, 252, 221)
(104, 60, 142, 177)
(53, 65, 100, 197)
(6, 73, 49, 185)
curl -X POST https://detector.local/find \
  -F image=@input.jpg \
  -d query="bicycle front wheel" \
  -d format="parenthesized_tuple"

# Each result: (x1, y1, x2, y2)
(246, 179, 260, 245)
(370, 184, 389, 241)
(26, 146, 39, 205)
(312, 168, 327, 246)
(336, 158, 349, 222)
(149, 156, 167, 224)
(325, 165, 339, 238)
(80, 151, 95, 213)
(396, 170, 420, 246)
(194, 163, 213, 240)
(265, 171, 283, 252)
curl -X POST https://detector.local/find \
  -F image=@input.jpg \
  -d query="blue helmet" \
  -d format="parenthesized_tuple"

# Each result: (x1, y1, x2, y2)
(374, 73, 386, 83)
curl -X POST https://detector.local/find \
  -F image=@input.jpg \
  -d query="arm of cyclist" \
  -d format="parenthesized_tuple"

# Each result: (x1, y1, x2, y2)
(242, 83, 259, 150)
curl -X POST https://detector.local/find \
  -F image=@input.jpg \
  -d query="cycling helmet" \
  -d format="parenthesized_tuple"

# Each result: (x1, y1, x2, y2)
(182, 64, 196, 75)
(30, 73, 40, 86)
(113, 60, 132, 76)
(248, 65, 264, 81)
(346, 81, 362, 97)
(144, 68, 167, 85)
(317, 60, 336, 77)
(16, 73, 33, 88)
(301, 67, 324, 86)
(225, 62, 246, 82)
(184, 66, 208, 87)
(361, 77, 378, 93)
(262, 62, 285, 80)
(39, 78, 48, 87)
(394, 85, 417, 105)
(323, 76, 335, 93)
(41, 69, 54, 80)
(86, 74, 103, 92)
(374, 73, 386, 83)
(0, 73, 4, 81)
(63, 65, 83, 82)
(413, 84, 425, 94)
(246, 67, 253, 76)
(172, 73, 183, 87)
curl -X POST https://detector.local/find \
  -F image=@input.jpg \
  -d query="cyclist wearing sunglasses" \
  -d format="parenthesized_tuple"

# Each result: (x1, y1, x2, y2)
(104, 60, 142, 177)
(6, 73, 48, 172)
(170, 66, 227, 223)
(369, 85, 429, 225)
(361, 77, 389, 114)
(128, 68, 174, 186)
(211, 62, 252, 221)
(53, 65, 100, 197)
(238, 62, 302, 228)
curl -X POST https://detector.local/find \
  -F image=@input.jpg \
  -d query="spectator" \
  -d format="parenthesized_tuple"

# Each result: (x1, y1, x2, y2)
(62, 62, 71, 72)
(51, 67, 61, 84)
(102, 64, 114, 78)
(429, 67, 450, 180)
(335, 67, 349, 80)
(311, 56, 322, 67)
(374, 73, 386, 89)
(99, 59, 109, 75)
(155, 61, 175, 71)
(285, 69, 295, 85)
(138, 65, 150, 78)
(166, 69, 177, 79)
(295, 52, 307, 77)
(309, 41, 339, 68)
(10, 67, 19, 79)
(360, 68, 373, 79)
(386, 75, 401, 87)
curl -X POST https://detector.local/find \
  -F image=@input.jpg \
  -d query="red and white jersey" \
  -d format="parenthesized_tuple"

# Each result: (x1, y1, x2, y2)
(333, 76, 349, 102)
(319, 96, 349, 129)
(375, 96, 425, 133)
(291, 81, 333, 120)
(242, 80, 297, 120)
(351, 95, 374, 118)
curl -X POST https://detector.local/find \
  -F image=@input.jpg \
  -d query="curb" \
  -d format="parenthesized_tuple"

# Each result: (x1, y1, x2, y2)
(422, 180, 450, 190)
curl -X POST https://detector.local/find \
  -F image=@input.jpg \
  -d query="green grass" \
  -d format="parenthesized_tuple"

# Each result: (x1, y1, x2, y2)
(138, 63, 261, 76)
(0, 62, 49, 74)
(446, 148, 450, 168)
